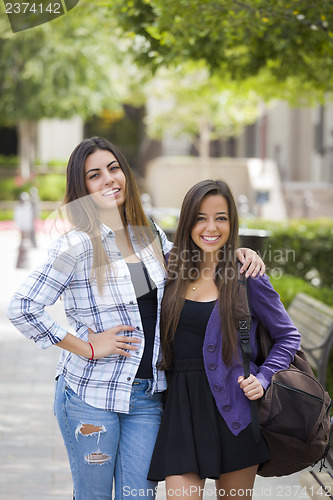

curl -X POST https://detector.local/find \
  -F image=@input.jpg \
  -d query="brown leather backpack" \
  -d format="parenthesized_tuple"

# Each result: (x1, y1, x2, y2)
(237, 268, 332, 477)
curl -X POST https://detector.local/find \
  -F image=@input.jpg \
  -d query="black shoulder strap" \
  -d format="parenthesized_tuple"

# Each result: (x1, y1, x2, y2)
(237, 264, 261, 442)
(237, 265, 252, 378)
(148, 217, 164, 258)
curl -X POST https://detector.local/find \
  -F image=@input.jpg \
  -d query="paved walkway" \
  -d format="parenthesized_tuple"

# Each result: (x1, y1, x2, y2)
(0, 230, 312, 499)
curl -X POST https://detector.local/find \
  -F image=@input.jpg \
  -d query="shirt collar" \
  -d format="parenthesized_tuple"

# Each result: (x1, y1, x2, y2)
(99, 223, 138, 244)
(100, 223, 115, 241)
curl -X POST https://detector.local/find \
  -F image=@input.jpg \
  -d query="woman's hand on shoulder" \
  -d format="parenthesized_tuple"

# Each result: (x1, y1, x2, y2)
(88, 325, 140, 359)
(236, 247, 265, 278)
(238, 374, 264, 400)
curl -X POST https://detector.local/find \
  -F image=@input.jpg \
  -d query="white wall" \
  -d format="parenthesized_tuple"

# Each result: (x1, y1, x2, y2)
(265, 101, 292, 181)
(254, 100, 333, 184)
(145, 157, 287, 220)
(37, 117, 84, 164)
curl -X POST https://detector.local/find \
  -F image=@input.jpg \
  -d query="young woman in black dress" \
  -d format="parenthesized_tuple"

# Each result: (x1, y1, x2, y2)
(147, 180, 301, 499)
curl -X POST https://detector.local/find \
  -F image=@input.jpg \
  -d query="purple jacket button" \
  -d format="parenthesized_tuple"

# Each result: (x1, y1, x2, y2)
(232, 422, 240, 429)
(208, 362, 217, 370)
(222, 404, 231, 412)
(213, 384, 222, 392)
(207, 344, 216, 352)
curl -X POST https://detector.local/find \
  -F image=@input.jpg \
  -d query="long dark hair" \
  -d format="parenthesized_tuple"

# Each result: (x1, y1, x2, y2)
(160, 179, 240, 369)
(62, 137, 162, 292)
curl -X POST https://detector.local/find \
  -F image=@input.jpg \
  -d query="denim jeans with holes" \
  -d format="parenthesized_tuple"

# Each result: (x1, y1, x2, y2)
(54, 375, 163, 500)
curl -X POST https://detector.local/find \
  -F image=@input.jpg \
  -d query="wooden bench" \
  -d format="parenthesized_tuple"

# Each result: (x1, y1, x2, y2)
(287, 292, 333, 389)
(289, 294, 333, 499)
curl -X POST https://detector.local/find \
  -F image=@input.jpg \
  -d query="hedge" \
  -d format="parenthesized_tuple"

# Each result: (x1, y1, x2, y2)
(244, 218, 333, 289)
(269, 273, 333, 398)
(0, 173, 66, 202)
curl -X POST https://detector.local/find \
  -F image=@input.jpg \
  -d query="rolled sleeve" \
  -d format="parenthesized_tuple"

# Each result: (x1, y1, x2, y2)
(7, 236, 76, 349)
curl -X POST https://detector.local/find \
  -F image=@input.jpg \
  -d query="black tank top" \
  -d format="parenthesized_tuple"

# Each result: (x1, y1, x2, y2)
(127, 262, 157, 379)
(172, 299, 217, 359)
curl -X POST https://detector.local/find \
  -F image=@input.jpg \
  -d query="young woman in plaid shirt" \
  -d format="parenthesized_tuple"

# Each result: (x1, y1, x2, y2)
(8, 137, 264, 500)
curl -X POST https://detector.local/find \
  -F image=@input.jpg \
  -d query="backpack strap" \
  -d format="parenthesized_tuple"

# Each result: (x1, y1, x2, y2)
(148, 217, 164, 258)
(237, 265, 252, 379)
(237, 265, 261, 442)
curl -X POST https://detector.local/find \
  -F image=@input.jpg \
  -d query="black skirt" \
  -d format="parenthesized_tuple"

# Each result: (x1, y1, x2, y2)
(148, 359, 270, 481)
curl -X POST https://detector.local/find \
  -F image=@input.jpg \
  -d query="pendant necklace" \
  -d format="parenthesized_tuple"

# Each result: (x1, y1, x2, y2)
(192, 280, 204, 291)
(192, 273, 214, 291)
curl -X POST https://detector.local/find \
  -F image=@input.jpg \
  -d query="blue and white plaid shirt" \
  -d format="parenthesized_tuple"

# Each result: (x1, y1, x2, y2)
(7, 223, 173, 413)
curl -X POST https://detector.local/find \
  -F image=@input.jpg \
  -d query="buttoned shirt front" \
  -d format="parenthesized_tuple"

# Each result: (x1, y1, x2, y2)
(7, 223, 173, 413)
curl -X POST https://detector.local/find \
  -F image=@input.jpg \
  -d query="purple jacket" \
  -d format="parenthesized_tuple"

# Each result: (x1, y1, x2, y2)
(202, 273, 301, 436)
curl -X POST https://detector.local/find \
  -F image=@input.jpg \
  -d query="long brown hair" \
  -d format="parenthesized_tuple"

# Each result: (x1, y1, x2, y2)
(62, 137, 162, 293)
(160, 179, 240, 369)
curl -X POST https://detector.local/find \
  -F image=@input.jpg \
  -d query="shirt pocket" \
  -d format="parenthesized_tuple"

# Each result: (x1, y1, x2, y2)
(89, 270, 135, 310)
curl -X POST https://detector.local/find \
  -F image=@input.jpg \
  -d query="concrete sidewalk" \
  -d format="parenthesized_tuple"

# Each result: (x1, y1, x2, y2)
(0, 231, 74, 500)
(0, 230, 311, 499)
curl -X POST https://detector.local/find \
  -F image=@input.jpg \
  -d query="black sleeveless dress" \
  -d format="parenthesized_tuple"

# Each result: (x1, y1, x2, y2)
(147, 299, 270, 481)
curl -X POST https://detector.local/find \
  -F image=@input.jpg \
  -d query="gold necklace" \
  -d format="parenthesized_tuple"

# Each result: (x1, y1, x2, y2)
(192, 280, 207, 291)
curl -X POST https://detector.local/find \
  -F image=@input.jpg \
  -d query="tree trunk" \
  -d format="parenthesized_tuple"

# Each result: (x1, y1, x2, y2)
(18, 120, 37, 180)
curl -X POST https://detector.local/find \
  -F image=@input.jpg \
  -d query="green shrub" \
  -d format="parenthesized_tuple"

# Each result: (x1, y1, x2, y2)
(269, 273, 333, 399)
(269, 273, 333, 309)
(36, 174, 66, 201)
(0, 210, 13, 221)
(0, 173, 66, 202)
(0, 209, 58, 221)
(0, 177, 34, 200)
(46, 159, 67, 167)
(243, 218, 333, 288)
(40, 210, 55, 220)
(0, 155, 19, 167)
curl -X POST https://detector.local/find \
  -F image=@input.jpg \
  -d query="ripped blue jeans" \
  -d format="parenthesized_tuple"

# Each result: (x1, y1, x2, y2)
(54, 375, 163, 500)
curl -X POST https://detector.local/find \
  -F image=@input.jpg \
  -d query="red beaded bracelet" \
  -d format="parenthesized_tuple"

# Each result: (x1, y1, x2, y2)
(88, 342, 94, 360)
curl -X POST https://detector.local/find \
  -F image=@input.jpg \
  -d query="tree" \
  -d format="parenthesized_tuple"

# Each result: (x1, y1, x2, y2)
(102, 0, 333, 97)
(0, 1, 133, 178)
(144, 63, 262, 177)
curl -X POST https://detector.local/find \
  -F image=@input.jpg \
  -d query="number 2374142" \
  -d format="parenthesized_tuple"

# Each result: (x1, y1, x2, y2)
(5, 3, 62, 14)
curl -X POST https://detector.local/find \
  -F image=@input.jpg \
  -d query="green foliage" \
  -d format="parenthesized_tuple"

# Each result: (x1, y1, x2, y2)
(45, 159, 67, 168)
(145, 63, 262, 148)
(0, 210, 13, 221)
(0, 0, 127, 126)
(270, 272, 333, 397)
(85, 105, 145, 169)
(269, 274, 333, 309)
(243, 218, 333, 288)
(0, 174, 65, 201)
(0, 0, 151, 179)
(36, 174, 66, 201)
(103, 0, 333, 100)
(0, 155, 19, 167)
(0, 176, 33, 200)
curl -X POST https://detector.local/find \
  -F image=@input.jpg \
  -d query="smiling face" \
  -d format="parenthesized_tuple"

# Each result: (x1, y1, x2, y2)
(84, 149, 126, 212)
(190, 194, 230, 260)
